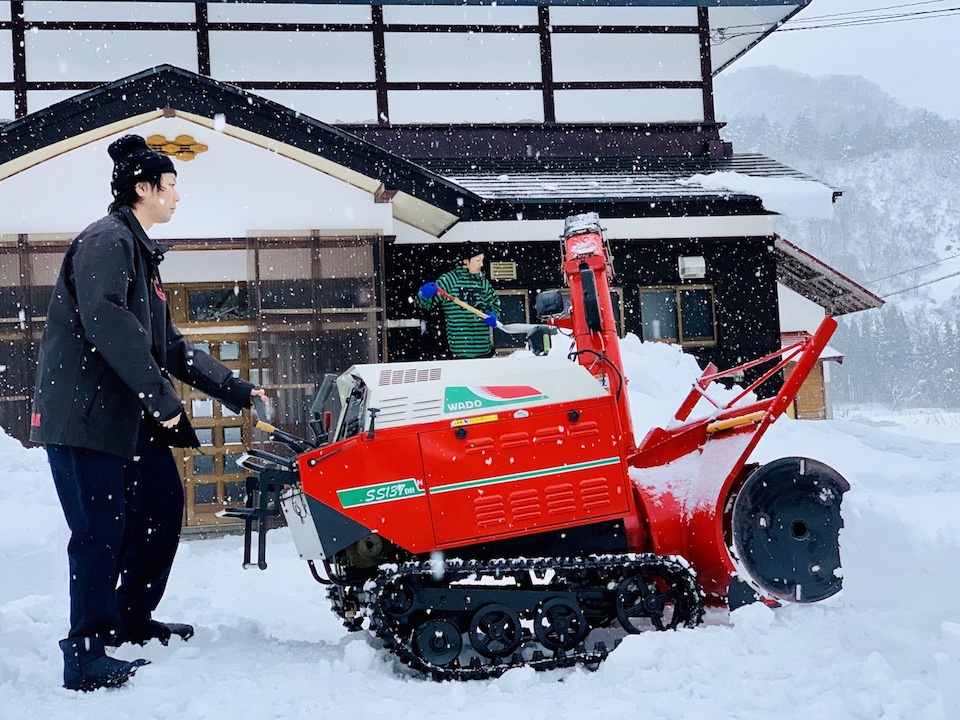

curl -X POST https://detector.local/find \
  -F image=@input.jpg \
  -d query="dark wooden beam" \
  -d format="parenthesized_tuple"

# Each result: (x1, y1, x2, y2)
(371, 4, 389, 124)
(11, 1, 26, 118)
(698, 7, 715, 126)
(538, 6, 556, 124)
(196, 2, 212, 76)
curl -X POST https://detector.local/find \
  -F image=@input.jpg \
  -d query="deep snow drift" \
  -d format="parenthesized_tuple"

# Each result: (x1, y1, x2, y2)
(2, 335, 959, 719)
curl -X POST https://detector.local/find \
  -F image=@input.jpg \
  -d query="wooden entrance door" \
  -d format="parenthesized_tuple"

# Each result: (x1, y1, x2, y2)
(166, 282, 255, 528)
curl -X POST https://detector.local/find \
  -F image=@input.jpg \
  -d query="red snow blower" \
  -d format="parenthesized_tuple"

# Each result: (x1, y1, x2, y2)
(225, 212, 848, 680)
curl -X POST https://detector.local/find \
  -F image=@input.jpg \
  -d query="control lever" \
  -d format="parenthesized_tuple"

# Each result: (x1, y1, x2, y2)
(235, 449, 295, 473)
(253, 396, 315, 454)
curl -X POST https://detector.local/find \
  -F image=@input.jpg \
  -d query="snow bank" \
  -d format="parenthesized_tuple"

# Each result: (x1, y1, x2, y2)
(679, 171, 835, 220)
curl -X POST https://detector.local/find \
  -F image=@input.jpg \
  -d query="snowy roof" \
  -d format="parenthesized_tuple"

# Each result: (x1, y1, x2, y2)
(418, 154, 832, 221)
(774, 236, 884, 316)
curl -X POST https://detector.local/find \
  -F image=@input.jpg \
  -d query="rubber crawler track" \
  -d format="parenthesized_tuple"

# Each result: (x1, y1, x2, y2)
(358, 553, 705, 681)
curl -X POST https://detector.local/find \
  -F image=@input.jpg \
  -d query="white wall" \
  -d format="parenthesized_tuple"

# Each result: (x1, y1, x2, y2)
(3, 0, 711, 124)
(778, 284, 826, 333)
(0, 116, 394, 239)
(161, 249, 247, 284)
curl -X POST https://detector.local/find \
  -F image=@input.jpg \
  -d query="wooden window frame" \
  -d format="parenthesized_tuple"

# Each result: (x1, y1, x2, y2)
(167, 280, 253, 328)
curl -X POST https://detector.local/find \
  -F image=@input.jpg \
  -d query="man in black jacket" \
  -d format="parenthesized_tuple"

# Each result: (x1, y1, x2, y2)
(30, 135, 265, 691)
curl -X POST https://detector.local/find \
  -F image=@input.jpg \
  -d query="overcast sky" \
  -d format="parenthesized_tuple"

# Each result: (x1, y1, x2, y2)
(725, 0, 960, 120)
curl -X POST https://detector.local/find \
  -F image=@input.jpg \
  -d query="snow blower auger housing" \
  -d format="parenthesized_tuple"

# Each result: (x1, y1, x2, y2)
(224, 212, 848, 680)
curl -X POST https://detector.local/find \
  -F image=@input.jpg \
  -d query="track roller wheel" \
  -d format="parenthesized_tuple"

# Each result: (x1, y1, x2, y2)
(534, 598, 588, 651)
(381, 577, 417, 624)
(412, 618, 462, 667)
(615, 562, 699, 633)
(468, 604, 523, 659)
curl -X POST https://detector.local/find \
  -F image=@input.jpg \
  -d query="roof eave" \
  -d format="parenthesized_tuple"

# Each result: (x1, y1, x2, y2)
(712, 3, 812, 76)
(775, 235, 884, 316)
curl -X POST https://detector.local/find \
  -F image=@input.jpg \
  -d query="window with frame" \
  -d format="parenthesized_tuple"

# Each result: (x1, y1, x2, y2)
(639, 285, 716, 346)
(187, 285, 251, 322)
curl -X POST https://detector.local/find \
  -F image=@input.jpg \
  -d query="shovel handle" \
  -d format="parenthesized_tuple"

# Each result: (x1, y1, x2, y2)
(433, 285, 555, 343)
(436, 286, 493, 322)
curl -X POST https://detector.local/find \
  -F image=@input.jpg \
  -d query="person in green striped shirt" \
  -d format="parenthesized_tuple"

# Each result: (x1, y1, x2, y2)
(418, 242, 502, 359)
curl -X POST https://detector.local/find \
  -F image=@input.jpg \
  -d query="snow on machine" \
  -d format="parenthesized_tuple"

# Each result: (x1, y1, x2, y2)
(225, 213, 848, 680)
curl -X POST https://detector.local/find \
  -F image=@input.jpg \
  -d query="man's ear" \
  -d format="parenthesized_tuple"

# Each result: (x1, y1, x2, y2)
(134, 181, 150, 200)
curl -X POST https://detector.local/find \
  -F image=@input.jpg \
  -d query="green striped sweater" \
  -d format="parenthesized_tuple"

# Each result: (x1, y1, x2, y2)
(418, 265, 502, 358)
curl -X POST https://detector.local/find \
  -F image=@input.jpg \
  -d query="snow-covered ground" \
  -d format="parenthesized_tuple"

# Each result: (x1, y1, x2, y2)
(2, 336, 959, 719)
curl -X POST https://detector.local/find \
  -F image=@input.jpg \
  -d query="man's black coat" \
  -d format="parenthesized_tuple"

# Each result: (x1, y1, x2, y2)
(30, 207, 253, 459)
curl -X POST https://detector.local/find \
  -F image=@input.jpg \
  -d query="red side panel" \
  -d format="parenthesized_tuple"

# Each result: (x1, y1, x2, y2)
(298, 432, 438, 553)
(420, 398, 634, 548)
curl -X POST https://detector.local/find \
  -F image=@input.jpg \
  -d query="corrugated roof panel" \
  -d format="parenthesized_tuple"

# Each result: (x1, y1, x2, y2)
(422, 153, 821, 202)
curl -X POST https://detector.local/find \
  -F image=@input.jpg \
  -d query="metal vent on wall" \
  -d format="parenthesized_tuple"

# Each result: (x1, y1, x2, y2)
(678, 255, 706, 280)
(378, 367, 442, 386)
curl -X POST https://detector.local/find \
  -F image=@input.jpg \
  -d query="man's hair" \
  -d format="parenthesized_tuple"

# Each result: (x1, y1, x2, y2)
(108, 174, 166, 214)
(107, 135, 176, 213)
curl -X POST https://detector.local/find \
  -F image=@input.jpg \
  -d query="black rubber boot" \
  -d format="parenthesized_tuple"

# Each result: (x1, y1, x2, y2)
(59, 637, 149, 691)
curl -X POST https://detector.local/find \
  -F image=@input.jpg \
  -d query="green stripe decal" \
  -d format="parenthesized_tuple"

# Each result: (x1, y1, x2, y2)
(337, 478, 425, 509)
(430, 457, 620, 495)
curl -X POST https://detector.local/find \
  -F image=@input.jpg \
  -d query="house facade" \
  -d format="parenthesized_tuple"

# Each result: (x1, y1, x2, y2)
(0, 0, 880, 527)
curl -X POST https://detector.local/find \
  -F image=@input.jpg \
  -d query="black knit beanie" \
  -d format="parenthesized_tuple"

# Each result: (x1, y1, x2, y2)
(108, 135, 176, 195)
(459, 241, 487, 262)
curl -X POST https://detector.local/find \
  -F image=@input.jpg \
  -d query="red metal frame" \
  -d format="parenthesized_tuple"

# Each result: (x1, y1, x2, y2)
(627, 316, 838, 599)
(561, 229, 635, 448)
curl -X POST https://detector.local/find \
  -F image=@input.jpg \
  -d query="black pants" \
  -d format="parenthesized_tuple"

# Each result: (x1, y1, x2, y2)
(47, 422, 184, 640)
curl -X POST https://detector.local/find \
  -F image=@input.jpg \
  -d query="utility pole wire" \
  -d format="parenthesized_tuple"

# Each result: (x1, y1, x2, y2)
(882, 267, 960, 297)
(791, 0, 957, 23)
(720, 1, 960, 27)
(780, 9, 960, 31)
(865, 252, 960, 285)
(718, 4, 960, 40)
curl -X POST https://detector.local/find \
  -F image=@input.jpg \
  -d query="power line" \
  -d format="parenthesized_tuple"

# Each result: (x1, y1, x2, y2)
(780, 8, 960, 32)
(865, 252, 960, 284)
(795, 0, 955, 22)
(882, 267, 960, 297)
(722, 1, 960, 28)
(717, 3, 960, 40)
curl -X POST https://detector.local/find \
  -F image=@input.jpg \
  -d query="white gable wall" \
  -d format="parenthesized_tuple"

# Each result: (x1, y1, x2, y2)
(778, 284, 826, 335)
(0, 116, 394, 239)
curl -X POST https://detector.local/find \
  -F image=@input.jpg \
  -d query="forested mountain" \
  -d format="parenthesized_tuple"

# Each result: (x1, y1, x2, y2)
(715, 66, 960, 408)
